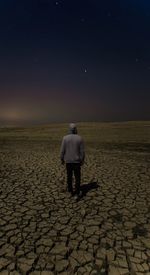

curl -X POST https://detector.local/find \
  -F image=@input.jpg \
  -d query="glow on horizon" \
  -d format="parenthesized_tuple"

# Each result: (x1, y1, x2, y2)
(0, 108, 38, 122)
(0, 110, 22, 121)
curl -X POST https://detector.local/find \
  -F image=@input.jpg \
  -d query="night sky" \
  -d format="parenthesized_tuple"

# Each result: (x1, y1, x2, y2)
(0, 0, 150, 125)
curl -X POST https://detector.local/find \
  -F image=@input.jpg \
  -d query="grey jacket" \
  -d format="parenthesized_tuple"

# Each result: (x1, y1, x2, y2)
(60, 134, 85, 163)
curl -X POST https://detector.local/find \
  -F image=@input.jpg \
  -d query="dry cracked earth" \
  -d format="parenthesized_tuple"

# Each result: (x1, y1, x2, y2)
(0, 138, 150, 275)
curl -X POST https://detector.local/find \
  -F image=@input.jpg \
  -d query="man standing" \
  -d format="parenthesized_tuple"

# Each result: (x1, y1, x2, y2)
(60, 123, 85, 200)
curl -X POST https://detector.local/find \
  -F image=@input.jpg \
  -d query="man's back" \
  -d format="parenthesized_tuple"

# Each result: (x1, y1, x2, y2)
(60, 133, 85, 164)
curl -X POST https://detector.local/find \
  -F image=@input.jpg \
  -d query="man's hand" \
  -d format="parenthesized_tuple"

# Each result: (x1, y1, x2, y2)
(81, 160, 84, 166)
(61, 160, 65, 165)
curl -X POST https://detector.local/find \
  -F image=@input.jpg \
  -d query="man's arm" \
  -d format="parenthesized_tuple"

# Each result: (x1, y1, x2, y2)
(79, 138, 85, 165)
(60, 137, 66, 164)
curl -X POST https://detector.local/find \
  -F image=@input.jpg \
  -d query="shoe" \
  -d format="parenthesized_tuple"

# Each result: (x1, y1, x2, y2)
(74, 190, 83, 201)
(74, 194, 79, 201)
(79, 190, 83, 198)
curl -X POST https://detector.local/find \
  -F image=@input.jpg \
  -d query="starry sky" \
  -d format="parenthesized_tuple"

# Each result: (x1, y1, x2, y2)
(0, 0, 150, 125)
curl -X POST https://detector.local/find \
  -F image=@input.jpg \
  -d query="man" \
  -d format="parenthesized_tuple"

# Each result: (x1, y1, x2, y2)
(60, 123, 85, 200)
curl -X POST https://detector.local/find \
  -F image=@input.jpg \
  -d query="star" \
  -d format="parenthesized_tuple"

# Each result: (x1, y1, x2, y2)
(84, 69, 87, 73)
(107, 12, 111, 17)
(81, 18, 85, 23)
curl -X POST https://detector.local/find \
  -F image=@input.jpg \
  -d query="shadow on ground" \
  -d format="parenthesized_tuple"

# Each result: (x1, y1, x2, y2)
(80, 181, 99, 197)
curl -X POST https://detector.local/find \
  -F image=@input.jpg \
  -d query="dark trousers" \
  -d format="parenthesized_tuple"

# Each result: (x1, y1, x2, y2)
(66, 163, 81, 195)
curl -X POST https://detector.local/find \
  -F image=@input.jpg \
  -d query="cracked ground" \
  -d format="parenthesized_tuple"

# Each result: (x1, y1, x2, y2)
(0, 122, 150, 275)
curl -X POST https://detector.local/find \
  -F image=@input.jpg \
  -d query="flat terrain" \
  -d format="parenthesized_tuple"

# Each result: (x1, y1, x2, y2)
(0, 121, 150, 275)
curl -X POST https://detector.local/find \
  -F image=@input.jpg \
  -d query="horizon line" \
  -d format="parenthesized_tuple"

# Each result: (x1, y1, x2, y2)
(0, 119, 150, 128)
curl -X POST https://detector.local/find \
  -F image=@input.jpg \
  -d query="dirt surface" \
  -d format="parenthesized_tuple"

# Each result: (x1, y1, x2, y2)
(0, 122, 150, 274)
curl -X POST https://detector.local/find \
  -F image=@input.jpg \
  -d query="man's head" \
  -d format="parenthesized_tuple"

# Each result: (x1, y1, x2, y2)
(69, 123, 77, 134)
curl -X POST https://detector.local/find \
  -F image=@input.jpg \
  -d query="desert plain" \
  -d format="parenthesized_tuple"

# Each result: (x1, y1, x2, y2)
(0, 121, 150, 275)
